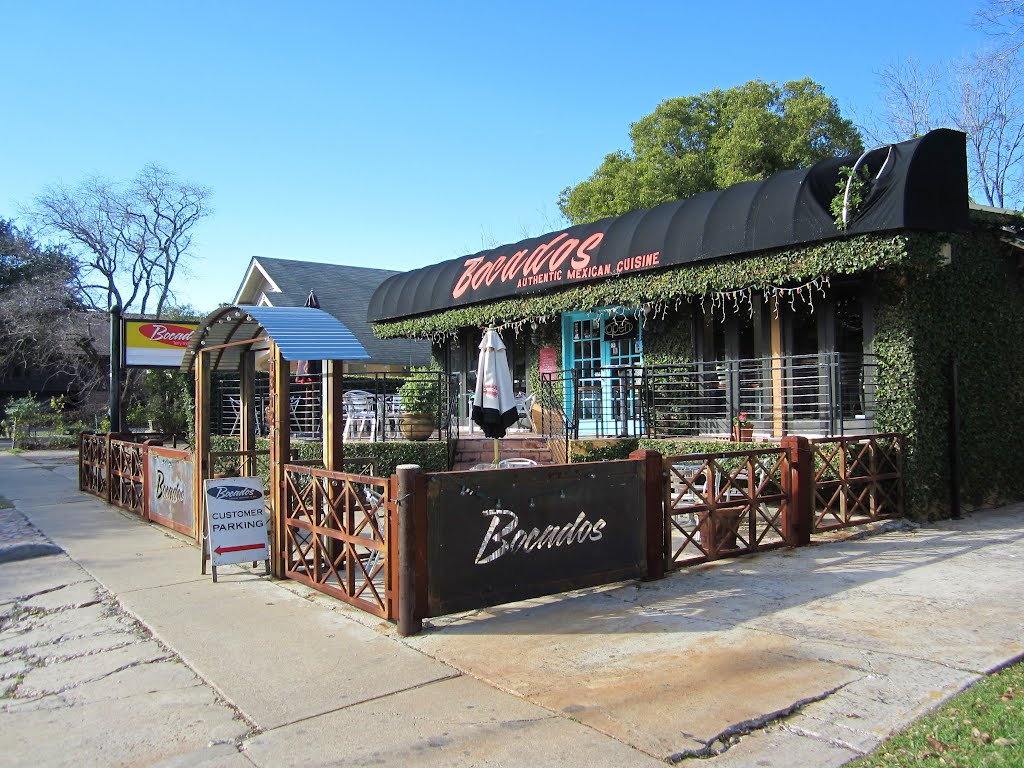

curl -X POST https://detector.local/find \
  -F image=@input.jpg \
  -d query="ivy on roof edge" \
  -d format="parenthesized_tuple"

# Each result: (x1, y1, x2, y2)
(373, 234, 911, 340)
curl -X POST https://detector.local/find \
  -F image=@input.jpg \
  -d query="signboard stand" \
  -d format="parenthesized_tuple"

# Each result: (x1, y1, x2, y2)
(202, 477, 271, 583)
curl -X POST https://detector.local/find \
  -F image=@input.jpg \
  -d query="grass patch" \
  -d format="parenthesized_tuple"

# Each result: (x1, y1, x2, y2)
(849, 660, 1024, 767)
(0, 495, 12, 509)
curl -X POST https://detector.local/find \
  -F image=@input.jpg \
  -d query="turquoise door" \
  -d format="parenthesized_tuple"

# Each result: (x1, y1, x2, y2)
(562, 310, 643, 437)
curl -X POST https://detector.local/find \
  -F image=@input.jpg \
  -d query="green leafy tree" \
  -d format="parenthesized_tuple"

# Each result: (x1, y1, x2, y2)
(5, 394, 47, 449)
(559, 78, 863, 225)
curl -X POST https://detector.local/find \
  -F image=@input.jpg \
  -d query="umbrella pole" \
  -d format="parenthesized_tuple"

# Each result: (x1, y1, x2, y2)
(493, 438, 499, 467)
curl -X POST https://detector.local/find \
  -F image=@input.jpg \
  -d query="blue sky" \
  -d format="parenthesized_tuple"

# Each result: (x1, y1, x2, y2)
(1, 0, 990, 314)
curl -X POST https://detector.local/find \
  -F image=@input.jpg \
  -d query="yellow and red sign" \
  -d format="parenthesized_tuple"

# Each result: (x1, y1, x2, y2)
(124, 320, 199, 368)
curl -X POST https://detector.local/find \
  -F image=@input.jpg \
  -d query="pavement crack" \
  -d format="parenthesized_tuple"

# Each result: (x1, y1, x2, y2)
(16, 653, 176, 698)
(665, 681, 856, 763)
(783, 724, 866, 755)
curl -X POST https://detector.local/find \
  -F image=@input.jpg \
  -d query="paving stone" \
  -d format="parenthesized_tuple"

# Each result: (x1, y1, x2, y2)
(18, 638, 170, 695)
(23, 581, 101, 612)
(28, 629, 137, 662)
(0, 683, 249, 768)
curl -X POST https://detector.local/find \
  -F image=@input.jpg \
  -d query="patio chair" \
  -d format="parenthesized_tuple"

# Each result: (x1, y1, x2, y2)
(498, 457, 539, 468)
(671, 462, 713, 507)
(382, 394, 403, 437)
(513, 392, 536, 431)
(343, 390, 377, 440)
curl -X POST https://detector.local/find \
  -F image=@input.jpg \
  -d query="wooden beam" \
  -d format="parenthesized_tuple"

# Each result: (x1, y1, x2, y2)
(193, 350, 211, 546)
(239, 351, 256, 471)
(323, 360, 344, 472)
(268, 342, 290, 578)
(770, 299, 784, 438)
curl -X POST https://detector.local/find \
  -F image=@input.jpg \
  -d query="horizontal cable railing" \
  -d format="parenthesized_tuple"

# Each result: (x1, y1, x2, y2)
(210, 370, 453, 443)
(646, 353, 878, 440)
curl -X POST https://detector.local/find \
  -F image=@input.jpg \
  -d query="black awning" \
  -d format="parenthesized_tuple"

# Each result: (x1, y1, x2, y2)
(368, 129, 968, 323)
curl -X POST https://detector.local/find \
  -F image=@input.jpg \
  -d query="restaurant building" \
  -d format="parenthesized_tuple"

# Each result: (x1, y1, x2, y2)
(368, 129, 1024, 515)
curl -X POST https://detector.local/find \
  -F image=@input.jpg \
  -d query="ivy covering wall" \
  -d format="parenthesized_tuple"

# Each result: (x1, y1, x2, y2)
(873, 225, 1024, 517)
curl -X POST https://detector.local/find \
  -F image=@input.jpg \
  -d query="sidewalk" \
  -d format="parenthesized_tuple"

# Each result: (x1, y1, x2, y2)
(2, 450, 1023, 766)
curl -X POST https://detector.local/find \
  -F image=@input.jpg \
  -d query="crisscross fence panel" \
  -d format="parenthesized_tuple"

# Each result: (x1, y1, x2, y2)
(810, 434, 903, 532)
(282, 464, 395, 619)
(79, 432, 107, 498)
(108, 438, 146, 515)
(664, 447, 792, 568)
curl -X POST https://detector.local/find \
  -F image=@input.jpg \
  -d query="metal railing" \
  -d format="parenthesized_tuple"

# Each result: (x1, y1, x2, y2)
(537, 374, 573, 464)
(210, 370, 454, 444)
(645, 353, 878, 439)
(538, 354, 878, 442)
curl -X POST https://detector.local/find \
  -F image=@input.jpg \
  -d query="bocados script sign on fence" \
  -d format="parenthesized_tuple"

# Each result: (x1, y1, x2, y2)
(425, 460, 646, 615)
(147, 448, 193, 536)
(204, 477, 270, 568)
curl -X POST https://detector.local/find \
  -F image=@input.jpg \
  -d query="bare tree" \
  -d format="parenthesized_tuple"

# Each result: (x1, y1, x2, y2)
(977, 0, 1024, 58)
(870, 58, 943, 143)
(872, 53, 1024, 209)
(0, 219, 106, 407)
(32, 164, 211, 315)
(955, 52, 1024, 207)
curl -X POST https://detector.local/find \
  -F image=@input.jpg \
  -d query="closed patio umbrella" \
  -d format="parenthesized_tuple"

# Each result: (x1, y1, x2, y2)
(472, 328, 520, 466)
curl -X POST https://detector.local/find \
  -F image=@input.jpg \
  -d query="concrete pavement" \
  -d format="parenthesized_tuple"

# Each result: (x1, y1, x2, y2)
(1, 449, 1023, 767)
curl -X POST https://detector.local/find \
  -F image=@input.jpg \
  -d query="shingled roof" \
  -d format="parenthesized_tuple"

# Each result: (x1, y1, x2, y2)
(234, 256, 431, 366)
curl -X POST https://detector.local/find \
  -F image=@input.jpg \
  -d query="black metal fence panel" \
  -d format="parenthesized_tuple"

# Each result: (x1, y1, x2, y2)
(424, 461, 646, 615)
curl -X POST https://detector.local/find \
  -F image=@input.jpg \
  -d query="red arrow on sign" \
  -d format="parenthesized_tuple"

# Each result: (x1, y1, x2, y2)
(215, 543, 266, 555)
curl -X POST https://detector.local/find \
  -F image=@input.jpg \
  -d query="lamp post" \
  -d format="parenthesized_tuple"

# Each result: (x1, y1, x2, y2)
(109, 300, 122, 433)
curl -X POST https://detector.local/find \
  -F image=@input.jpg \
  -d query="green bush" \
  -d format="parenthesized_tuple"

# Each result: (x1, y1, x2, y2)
(203, 436, 448, 478)
(5, 395, 48, 449)
(397, 366, 443, 415)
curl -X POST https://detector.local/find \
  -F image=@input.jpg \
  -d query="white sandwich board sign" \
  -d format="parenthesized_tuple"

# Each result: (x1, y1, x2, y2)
(204, 477, 270, 575)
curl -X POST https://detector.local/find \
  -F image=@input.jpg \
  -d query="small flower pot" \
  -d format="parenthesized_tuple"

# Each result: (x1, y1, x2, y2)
(731, 425, 753, 442)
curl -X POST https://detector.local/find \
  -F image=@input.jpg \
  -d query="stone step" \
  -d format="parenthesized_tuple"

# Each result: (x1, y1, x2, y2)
(451, 437, 556, 471)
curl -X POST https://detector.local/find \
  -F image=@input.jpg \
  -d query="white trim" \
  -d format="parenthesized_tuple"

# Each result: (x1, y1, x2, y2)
(233, 258, 282, 304)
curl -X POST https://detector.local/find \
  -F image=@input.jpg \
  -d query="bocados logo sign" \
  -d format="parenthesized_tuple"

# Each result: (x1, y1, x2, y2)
(124, 319, 199, 368)
(206, 485, 263, 502)
(138, 323, 194, 348)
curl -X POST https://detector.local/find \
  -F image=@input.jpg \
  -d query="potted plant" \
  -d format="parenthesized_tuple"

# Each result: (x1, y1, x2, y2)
(397, 367, 441, 441)
(731, 412, 753, 442)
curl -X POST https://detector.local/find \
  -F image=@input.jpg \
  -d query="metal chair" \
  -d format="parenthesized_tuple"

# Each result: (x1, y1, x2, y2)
(498, 457, 539, 468)
(343, 391, 377, 440)
(513, 392, 536, 431)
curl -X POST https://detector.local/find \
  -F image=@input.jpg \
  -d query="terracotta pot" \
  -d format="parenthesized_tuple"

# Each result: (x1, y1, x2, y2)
(699, 506, 745, 556)
(399, 413, 435, 441)
(731, 425, 753, 442)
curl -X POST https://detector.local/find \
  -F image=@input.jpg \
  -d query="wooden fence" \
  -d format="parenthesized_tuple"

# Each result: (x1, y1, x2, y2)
(78, 432, 903, 634)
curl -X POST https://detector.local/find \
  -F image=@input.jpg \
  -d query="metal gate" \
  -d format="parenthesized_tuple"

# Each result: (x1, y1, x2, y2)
(281, 464, 396, 619)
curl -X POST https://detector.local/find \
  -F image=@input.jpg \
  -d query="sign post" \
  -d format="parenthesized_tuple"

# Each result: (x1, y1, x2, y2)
(203, 477, 270, 582)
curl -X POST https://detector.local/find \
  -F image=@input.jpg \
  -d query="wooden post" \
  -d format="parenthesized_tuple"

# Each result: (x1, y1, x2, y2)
(78, 431, 85, 491)
(629, 449, 666, 581)
(104, 432, 113, 505)
(397, 463, 423, 636)
(193, 350, 211, 546)
(268, 342, 290, 578)
(239, 350, 256, 474)
(770, 299, 785, 439)
(781, 435, 812, 546)
(323, 359, 344, 472)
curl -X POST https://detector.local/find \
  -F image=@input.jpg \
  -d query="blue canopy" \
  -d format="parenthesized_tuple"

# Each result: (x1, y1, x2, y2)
(181, 304, 369, 373)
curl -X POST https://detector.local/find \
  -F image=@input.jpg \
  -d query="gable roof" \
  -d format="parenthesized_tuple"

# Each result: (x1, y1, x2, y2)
(234, 256, 431, 366)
